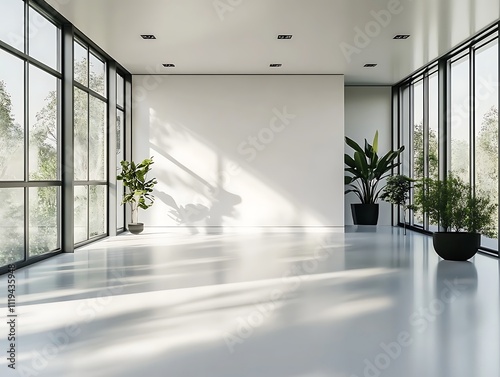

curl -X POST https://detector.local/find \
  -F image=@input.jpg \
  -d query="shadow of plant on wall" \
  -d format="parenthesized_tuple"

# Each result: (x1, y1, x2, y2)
(155, 187, 242, 234)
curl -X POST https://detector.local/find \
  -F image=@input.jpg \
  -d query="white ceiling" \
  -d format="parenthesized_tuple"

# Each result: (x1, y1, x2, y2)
(44, 0, 500, 85)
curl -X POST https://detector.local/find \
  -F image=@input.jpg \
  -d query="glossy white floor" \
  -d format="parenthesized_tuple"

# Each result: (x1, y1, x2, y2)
(1, 226, 499, 377)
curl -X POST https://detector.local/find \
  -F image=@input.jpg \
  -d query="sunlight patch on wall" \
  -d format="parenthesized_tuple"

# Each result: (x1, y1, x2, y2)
(145, 108, 326, 227)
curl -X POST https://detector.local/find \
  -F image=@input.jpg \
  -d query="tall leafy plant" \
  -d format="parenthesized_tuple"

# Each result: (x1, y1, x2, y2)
(117, 157, 158, 224)
(345, 131, 405, 204)
(380, 175, 415, 235)
(414, 175, 497, 237)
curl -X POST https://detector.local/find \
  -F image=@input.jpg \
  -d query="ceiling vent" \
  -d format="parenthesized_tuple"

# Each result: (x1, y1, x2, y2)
(364, 64, 378, 68)
(277, 35, 293, 40)
(270, 63, 282, 67)
(141, 34, 156, 40)
(162, 63, 175, 67)
(393, 35, 410, 39)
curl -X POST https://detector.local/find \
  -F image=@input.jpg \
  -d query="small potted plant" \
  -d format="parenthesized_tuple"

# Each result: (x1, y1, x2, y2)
(117, 157, 157, 234)
(345, 131, 405, 225)
(380, 174, 415, 235)
(414, 174, 497, 261)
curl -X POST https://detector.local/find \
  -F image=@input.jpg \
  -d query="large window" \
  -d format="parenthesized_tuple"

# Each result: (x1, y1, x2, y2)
(116, 73, 125, 230)
(395, 26, 500, 252)
(412, 79, 424, 227)
(0, 2, 61, 266)
(450, 54, 470, 181)
(398, 67, 439, 230)
(73, 40, 108, 244)
(428, 71, 439, 231)
(474, 37, 499, 249)
(0, 0, 130, 273)
(0, 49, 24, 181)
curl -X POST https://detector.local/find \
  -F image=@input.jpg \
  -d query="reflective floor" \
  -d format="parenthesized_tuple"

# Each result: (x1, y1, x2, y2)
(0, 226, 499, 377)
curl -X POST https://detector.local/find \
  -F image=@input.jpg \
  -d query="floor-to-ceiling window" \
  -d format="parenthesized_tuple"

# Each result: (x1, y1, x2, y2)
(0, 1, 61, 266)
(427, 70, 439, 231)
(0, 0, 131, 273)
(473, 35, 499, 249)
(116, 73, 125, 231)
(412, 78, 425, 227)
(450, 53, 471, 182)
(73, 39, 108, 244)
(395, 25, 499, 253)
(397, 66, 439, 231)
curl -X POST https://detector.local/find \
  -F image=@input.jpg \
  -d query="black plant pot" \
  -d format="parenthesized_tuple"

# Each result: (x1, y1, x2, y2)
(351, 204, 379, 225)
(128, 223, 144, 235)
(432, 232, 480, 261)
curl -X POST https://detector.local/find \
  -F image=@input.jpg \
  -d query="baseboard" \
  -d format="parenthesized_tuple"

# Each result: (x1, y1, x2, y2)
(137, 226, 345, 234)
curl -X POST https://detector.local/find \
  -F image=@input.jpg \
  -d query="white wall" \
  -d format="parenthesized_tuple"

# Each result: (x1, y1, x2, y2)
(132, 75, 344, 228)
(344, 86, 393, 226)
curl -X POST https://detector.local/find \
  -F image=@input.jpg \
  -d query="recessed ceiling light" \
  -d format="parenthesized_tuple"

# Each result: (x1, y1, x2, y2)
(364, 63, 378, 68)
(270, 63, 282, 67)
(394, 35, 410, 39)
(141, 34, 156, 40)
(277, 35, 293, 40)
(162, 63, 175, 67)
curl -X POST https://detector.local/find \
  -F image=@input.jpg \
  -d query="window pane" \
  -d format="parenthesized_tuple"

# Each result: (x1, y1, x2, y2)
(29, 186, 59, 256)
(74, 41, 88, 87)
(0, 49, 24, 181)
(89, 96, 106, 180)
(401, 85, 411, 224)
(117, 181, 124, 229)
(475, 38, 498, 250)
(117, 109, 124, 229)
(0, 0, 25, 52)
(74, 87, 88, 181)
(401, 85, 410, 178)
(90, 185, 106, 238)
(450, 55, 470, 182)
(29, 64, 59, 181)
(428, 72, 439, 180)
(28, 7, 59, 71)
(117, 74, 124, 108)
(89, 53, 106, 96)
(74, 185, 88, 243)
(413, 80, 424, 226)
(116, 110, 124, 164)
(0, 188, 24, 265)
(428, 72, 440, 231)
(413, 80, 424, 180)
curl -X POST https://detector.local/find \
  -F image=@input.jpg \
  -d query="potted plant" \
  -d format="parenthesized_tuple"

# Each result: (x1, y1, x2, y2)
(380, 174, 415, 235)
(414, 175, 497, 261)
(344, 131, 404, 225)
(117, 157, 158, 234)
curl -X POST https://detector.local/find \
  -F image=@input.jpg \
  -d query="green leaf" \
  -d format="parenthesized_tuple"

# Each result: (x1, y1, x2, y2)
(345, 136, 364, 155)
(346, 170, 361, 181)
(372, 131, 379, 153)
(345, 176, 355, 185)
(354, 151, 368, 177)
(117, 157, 157, 207)
(345, 154, 357, 169)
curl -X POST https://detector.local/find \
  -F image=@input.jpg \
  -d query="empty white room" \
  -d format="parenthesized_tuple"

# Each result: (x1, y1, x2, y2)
(0, 1, 500, 376)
